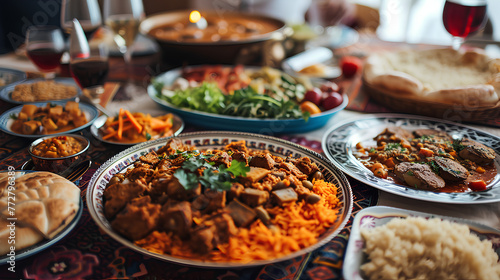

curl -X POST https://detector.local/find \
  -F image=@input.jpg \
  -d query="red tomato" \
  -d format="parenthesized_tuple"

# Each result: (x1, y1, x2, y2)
(303, 88, 323, 106)
(322, 92, 343, 110)
(468, 180, 487, 191)
(340, 56, 362, 78)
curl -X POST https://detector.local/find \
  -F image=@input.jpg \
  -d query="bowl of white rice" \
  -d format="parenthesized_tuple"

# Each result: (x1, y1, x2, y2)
(344, 206, 500, 280)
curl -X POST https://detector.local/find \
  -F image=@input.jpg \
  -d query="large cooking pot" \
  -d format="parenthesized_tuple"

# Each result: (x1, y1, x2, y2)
(139, 10, 286, 65)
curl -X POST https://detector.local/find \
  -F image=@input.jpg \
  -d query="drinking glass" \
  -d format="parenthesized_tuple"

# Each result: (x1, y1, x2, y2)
(26, 26, 66, 78)
(61, 0, 102, 39)
(103, 0, 144, 98)
(442, 0, 487, 50)
(69, 19, 109, 104)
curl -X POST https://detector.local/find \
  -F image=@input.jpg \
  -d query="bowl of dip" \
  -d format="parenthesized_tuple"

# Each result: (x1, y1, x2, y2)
(29, 134, 90, 173)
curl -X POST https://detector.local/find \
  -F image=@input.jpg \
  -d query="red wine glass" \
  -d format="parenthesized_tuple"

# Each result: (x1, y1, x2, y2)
(61, 0, 102, 39)
(443, 0, 487, 50)
(69, 20, 109, 104)
(26, 26, 65, 78)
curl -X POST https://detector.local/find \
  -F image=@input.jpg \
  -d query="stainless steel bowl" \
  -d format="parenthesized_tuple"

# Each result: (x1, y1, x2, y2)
(29, 134, 90, 173)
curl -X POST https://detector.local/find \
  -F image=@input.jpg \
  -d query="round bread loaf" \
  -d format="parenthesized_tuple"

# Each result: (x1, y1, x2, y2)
(363, 48, 500, 107)
(0, 172, 80, 254)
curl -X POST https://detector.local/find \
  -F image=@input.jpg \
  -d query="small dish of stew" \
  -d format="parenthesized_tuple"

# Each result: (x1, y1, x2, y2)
(29, 134, 89, 173)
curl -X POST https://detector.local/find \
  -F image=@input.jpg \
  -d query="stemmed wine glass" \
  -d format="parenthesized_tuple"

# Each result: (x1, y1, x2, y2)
(61, 0, 102, 39)
(442, 0, 487, 50)
(26, 26, 66, 78)
(103, 0, 145, 98)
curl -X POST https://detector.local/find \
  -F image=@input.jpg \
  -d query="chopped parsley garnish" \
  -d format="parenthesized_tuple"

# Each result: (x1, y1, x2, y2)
(384, 143, 401, 151)
(174, 153, 250, 192)
(8, 114, 17, 120)
(407, 170, 414, 176)
(369, 148, 376, 153)
(145, 132, 151, 141)
(426, 160, 440, 174)
(452, 139, 465, 152)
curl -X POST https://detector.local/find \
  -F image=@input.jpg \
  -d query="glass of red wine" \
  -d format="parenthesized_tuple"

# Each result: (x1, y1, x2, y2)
(61, 0, 102, 39)
(69, 20, 109, 104)
(443, 0, 487, 50)
(26, 26, 66, 78)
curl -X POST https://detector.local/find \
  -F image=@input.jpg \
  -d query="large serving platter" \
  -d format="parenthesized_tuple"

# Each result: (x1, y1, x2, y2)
(87, 131, 353, 268)
(322, 114, 500, 204)
(90, 112, 185, 146)
(147, 67, 348, 134)
(0, 77, 81, 104)
(0, 101, 98, 138)
(0, 171, 83, 264)
(343, 206, 500, 280)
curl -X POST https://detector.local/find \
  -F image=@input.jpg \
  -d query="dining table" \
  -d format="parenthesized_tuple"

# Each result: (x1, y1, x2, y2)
(0, 31, 499, 280)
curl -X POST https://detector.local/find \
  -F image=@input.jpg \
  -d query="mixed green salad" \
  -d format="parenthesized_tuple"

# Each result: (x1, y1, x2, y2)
(152, 68, 312, 120)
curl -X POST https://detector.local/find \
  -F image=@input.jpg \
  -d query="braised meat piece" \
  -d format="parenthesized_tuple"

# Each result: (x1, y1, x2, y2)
(379, 127, 413, 140)
(191, 194, 210, 211)
(167, 177, 201, 201)
(240, 188, 269, 207)
(225, 199, 256, 227)
(156, 138, 193, 156)
(292, 157, 320, 176)
(111, 196, 161, 240)
(209, 151, 232, 168)
(126, 167, 154, 183)
(226, 183, 244, 202)
(160, 201, 192, 238)
(434, 157, 469, 182)
(203, 189, 226, 213)
(458, 139, 496, 165)
(156, 159, 173, 173)
(190, 226, 215, 254)
(231, 151, 248, 165)
(240, 167, 271, 185)
(249, 153, 275, 170)
(139, 151, 160, 166)
(212, 213, 237, 244)
(278, 162, 307, 180)
(273, 188, 298, 206)
(104, 181, 150, 219)
(394, 162, 445, 190)
(189, 213, 238, 254)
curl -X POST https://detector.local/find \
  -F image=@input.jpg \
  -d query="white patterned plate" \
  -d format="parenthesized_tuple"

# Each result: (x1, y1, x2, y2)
(343, 206, 500, 280)
(322, 114, 500, 204)
(87, 131, 353, 268)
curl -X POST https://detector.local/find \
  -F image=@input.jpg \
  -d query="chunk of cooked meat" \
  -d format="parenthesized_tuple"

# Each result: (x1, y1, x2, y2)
(249, 153, 275, 170)
(231, 151, 248, 165)
(167, 177, 201, 201)
(273, 188, 298, 206)
(226, 183, 244, 202)
(278, 162, 307, 180)
(139, 151, 160, 166)
(160, 201, 192, 238)
(104, 181, 150, 219)
(211, 213, 237, 244)
(379, 127, 413, 140)
(458, 139, 496, 165)
(111, 196, 161, 240)
(413, 129, 452, 142)
(209, 151, 232, 168)
(240, 167, 271, 185)
(292, 157, 320, 176)
(225, 199, 256, 227)
(239, 188, 269, 207)
(434, 157, 469, 182)
(394, 162, 445, 190)
(203, 189, 226, 214)
(125, 167, 154, 183)
(190, 226, 215, 254)
(156, 138, 193, 156)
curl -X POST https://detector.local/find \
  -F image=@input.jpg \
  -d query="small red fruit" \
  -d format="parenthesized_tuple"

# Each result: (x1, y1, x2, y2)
(340, 56, 362, 78)
(322, 92, 343, 110)
(303, 88, 323, 106)
(320, 81, 339, 93)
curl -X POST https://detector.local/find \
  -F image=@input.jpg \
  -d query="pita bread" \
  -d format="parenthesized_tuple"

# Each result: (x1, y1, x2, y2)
(363, 48, 500, 107)
(0, 172, 80, 254)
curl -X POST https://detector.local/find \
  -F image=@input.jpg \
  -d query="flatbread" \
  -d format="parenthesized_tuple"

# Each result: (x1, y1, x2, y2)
(0, 172, 80, 254)
(363, 48, 500, 107)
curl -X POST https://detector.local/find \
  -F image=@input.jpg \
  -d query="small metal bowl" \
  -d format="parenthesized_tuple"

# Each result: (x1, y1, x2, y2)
(28, 134, 90, 174)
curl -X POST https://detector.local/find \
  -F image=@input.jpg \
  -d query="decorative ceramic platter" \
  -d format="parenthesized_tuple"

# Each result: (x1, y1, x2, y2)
(0, 101, 98, 138)
(322, 114, 500, 204)
(343, 206, 500, 280)
(147, 67, 348, 134)
(87, 131, 353, 268)
(90, 112, 185, 146)
(0, 171, 83, 264)
(0, 78, 81, 104)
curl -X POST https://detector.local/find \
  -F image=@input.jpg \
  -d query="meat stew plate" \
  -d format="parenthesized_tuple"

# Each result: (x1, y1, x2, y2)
(322, 114, 500, 204)
(87, 131, 353, 268)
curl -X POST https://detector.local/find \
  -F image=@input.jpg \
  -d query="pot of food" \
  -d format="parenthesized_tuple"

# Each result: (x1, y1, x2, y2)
(139, 10, 286, 65)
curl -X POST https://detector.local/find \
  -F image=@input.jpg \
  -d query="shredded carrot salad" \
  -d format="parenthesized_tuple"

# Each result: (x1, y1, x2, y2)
(135, 179, 340, 263)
